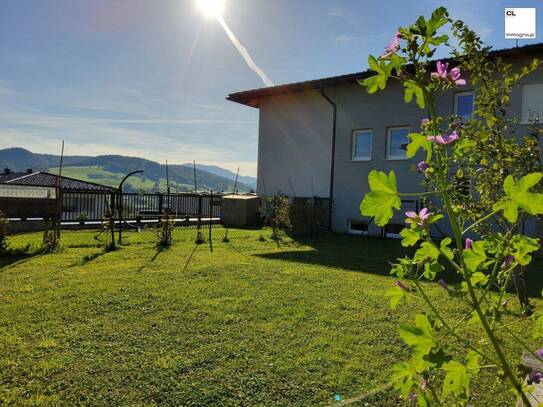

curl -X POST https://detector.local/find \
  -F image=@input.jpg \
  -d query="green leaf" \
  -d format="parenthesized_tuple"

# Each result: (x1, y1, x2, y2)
(470, 272, 488, 287)
(360, 55, 389, 94)
(462, 241, 487, 272)
(360, 170, 401, 226)
(407, 133, 432, 160)
(533, 311, 543, 339)
(466, 351, 481, 375)
(442, 360, 470, 399)
(423, 261, 443, 280)
(511, 235, 540, 266)
(440, 237, 454, 260)
(493, 173, 543, 223)
(400, 227, 421, 247)
(414, 242, 440, 263)
(426, 7, 449, 35)
(391, 362, 416, 398)
(385, 285, 406, 309)
(404, 81, 426, 109)
(400, 314, 435, 367)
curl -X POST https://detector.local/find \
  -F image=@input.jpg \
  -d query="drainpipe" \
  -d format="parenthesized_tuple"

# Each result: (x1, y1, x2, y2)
(320, 86, 337, 231)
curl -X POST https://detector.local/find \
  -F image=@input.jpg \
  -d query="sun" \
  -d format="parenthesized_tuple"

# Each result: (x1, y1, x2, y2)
(196, 0, 225, 18)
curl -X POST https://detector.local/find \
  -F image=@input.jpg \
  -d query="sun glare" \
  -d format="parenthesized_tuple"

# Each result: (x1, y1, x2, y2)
(196, 0, 225, 18)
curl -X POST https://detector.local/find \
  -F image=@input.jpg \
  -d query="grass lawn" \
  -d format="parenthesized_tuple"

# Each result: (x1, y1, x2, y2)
(1, 229, 542, 406)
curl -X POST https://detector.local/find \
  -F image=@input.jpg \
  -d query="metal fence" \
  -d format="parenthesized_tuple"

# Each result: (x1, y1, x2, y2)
(60, 191, 223, 223)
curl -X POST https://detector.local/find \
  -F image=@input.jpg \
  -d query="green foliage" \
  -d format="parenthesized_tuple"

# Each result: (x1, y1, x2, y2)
(385, 285, 406, 309)
(399, 314, 435, 367)
(493, 173, 543, 223)
(360, 170, 401, 226)
(406, 133, 432, 160)
(359, 6, 543, 405)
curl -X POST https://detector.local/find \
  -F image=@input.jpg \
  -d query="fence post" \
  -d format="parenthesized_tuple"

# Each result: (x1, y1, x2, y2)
(209, 190, 213, 252)
(117, 190, 123, 245)
(158, 193, 163, 216)
(196, 194, 202, 242)
(110, 192, 116, 250)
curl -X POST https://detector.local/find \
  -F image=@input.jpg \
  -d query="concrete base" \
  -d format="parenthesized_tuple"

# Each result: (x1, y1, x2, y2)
(221, 195, 260, 227)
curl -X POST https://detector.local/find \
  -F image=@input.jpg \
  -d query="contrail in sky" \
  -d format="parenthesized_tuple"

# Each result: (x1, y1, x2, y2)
(217, 16, 274, 87)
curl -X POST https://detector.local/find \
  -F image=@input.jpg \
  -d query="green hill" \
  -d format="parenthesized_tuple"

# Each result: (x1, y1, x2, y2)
(0, 148, 252, 193)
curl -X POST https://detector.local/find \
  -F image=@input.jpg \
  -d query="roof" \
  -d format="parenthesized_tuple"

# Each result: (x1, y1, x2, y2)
(0, 172, 114, 192)
(227, 43, 543, 108)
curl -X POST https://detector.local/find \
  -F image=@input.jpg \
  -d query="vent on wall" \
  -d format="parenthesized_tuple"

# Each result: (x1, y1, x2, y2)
(348, 219, 369, 235)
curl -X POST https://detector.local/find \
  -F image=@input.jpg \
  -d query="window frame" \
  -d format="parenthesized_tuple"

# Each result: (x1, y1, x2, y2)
(521, 83, 543, 124)
(386, 126, 410, 160)
(454, 90, 475, 120)
(351, 129, 373, 161)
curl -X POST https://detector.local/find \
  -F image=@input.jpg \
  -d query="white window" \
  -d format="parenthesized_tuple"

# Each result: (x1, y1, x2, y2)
(351, 130, 373, 161)
(521, 84, 543, 124)
(454, 91, 474, 120)
(386, 127, 410, 160)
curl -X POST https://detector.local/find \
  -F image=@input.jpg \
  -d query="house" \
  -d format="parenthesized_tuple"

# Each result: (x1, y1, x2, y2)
(227, 43, 543, 236)
(0, 168, 115, 221)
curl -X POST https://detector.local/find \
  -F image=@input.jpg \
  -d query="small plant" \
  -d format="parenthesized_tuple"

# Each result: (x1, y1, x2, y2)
(76, 212, 88, 225)
(41, 222, 59, 254)
(195, 230, 206, 245)
(258, 234, 266, 242)
(156, 211, 174, 248)
(101, 209, 116, 251)
(0, 210, 11, 256)
(262, 194, 290, 240)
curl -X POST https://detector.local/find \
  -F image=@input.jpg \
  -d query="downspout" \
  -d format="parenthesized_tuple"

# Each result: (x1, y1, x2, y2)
(320, 86, 337, 231)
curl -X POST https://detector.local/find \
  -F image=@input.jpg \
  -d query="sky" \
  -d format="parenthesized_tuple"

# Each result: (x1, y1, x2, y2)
(0, 0, 542, 176)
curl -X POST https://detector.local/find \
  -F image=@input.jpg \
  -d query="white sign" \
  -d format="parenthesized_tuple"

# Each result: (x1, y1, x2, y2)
(505, 8, 536, 39)
(0, 184, 56, 199)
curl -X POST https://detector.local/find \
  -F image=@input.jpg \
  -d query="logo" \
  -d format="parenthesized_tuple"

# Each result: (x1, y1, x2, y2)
(505, 8, 536, 39)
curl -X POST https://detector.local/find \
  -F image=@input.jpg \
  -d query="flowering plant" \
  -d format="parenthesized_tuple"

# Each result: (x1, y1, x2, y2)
(360, 7, 543, 405)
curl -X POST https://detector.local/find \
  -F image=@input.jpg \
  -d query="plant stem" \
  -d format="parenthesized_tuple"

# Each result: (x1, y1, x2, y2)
(425, 90, 530, 405)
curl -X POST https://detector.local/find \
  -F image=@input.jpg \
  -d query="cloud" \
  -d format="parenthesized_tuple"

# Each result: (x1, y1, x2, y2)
(0, 83, 258, 176)
(333, 35, 360, 43)
(425, 0, 494, 41)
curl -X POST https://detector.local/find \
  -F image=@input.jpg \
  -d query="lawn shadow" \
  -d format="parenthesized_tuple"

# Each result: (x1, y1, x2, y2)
(0, 253, 41, 272)
(136, 245, 168, 272)
(255, 233, 543, 299)
(255, 234, 411, 276)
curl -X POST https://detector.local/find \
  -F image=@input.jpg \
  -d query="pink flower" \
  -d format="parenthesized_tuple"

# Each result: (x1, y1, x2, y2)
(421, 378, 428, 391)
(431, 61, 449, 79)
(382, 31, 401, 58)
(437, 279, 449, 291)
(395, 281, 408, 291)
(405, 207, 431, 226)
(449, 67, 466, 86)
(502, 255, 515, 269)
(417, 161, 429, 173)
(431, 61, 467, 87)
(465, 238, 473, 250)
(536, 349, 543, 358)
(421, 118, 431, 127)
(427, 131, 460, 145)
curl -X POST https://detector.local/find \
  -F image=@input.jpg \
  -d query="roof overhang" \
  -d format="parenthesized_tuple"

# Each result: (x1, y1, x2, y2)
(226, 43, 543, 108)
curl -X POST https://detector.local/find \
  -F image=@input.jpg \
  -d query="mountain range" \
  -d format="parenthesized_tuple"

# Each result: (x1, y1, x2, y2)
(0, 148, 256, 193)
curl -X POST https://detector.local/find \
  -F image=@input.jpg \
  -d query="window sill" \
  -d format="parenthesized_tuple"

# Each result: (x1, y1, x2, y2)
(350, 158, 372, 162)
(385, 157, 409, 161)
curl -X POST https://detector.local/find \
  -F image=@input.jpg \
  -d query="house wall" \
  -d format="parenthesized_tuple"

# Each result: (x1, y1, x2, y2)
(257, 89, 333, 197)
(255, 53, 543, 235)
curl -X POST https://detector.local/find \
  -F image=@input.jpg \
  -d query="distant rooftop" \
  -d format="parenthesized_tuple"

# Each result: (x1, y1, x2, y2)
(0, 169, 114, 192)
(227, 43, 543, 108)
